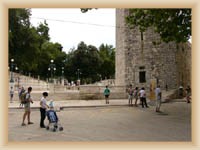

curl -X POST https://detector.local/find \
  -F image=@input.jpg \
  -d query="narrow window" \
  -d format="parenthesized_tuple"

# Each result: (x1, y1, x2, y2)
(139, 71, 146, 83)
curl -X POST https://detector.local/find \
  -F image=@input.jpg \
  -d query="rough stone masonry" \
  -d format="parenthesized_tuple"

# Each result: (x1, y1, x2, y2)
(115, 9, 191, 91)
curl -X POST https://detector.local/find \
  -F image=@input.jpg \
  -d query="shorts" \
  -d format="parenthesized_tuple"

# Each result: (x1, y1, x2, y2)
(24, 103, 31, 112)
(128, 95, 133, 100)
(105, 95, 109, 98)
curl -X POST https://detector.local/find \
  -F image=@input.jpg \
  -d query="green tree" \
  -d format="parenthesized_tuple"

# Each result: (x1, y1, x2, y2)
(9, 9, 42, 74)
(9, 8, 67, 80)
(68, 42, 102, 83)
(126, 9, 191, 43)
(99, 44, 115, 79)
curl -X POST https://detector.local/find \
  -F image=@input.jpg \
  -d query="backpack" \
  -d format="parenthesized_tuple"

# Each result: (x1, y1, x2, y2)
(20, 92, 28, 104)
(104, 88, 110, 96)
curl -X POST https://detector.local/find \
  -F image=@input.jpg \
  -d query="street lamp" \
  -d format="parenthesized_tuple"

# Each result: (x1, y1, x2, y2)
(9, 58, 18, 83)
(77, 69, 81, 80)
(48, 59, 56, 83)
(61, 67, 64, 78)
(76, 69, 82, 86)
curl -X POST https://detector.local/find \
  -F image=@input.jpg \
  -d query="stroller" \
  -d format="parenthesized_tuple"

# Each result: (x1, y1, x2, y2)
(46, 106, 63, 132)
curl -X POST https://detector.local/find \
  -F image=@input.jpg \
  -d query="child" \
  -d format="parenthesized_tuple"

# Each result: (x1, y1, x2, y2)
(46, 100, 63, 132)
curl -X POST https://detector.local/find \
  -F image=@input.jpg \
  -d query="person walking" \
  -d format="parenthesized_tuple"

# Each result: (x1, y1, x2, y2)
(134, 87, 139, 107)
(40, 92, 49, 128)
(18, 86, 25, 107)
(9, 86, 14, 103)
(21, 87, 34, 126)
(139, 87, 149, 108)
(155, 85, 162, 112)
(127, 84, 134, 106)
(185, 85, 191, 103)
(104, 85, 110, 104)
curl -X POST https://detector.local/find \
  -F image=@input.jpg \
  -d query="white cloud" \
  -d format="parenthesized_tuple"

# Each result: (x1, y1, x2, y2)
(30, 8, 116, 53)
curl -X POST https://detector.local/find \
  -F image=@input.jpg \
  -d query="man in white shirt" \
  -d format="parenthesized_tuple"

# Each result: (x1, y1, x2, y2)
(40, 92, 49, 128)
(139, 87, 149, 108)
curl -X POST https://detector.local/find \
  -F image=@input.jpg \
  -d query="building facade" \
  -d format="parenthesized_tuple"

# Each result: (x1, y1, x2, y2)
(115, 9, 191, 90)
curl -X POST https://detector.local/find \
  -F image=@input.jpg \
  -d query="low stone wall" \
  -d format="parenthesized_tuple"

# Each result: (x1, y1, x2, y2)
(17, 85, 127, 101)
(79, 85, 127, 100)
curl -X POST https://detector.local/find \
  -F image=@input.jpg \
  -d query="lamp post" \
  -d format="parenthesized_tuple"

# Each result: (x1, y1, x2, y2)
(77, 69, 80, 80)
(10, 59, 14, 82)
(60, 67, 64, 85)
(76, 69, 82, 86)
(9, 58, 18, 83)
(48, 59, 56, 83)
(61, 67, 64, 79)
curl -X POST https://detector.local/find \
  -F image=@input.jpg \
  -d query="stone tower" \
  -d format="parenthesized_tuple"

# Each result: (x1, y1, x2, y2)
(115, 9, 191, 90)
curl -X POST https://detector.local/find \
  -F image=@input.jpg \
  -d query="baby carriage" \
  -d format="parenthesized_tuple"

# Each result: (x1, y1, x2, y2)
(46, 104, 63, 132)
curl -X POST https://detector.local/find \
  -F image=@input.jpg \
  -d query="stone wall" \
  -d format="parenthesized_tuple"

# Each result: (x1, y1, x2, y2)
(79, 85, 127, 100)
(115, 9, 191, 90)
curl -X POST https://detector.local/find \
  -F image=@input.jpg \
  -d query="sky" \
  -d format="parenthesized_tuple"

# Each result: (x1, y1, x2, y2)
(30, 8, 116, 53)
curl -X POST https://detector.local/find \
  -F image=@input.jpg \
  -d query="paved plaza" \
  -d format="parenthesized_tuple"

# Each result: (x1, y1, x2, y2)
(8, 99, 191, 142)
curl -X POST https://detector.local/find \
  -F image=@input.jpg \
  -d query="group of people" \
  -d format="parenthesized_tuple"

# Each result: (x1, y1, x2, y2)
(19, 86, 58, 129)
(127, 85, 150, 108)
(126, 84, 163, 112)
(104, 84, 162, 112)
(11, 84, 191, 127)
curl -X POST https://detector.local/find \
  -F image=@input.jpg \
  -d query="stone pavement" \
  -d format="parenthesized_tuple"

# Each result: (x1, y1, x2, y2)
(8, 98, 191, 142)
(8, 92, 185, 110)
(9, 99, 145, 110)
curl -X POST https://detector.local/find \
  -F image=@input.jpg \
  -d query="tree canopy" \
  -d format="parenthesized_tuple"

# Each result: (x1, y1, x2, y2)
(65, 42, 115, 84)
(126, 9, 191, 43)
(9, 8, 115, 84)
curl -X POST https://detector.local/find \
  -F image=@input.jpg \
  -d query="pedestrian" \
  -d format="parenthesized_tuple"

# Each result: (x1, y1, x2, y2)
(19, 86, 25, 107)
(185, 85, 191, 103)
(104, 85, 110, 104)
(9, 86, 14, 103)
(127, 84, 134, 106)
(139, 87, 149, 108)
(155, 85, 162, 112)
(40, 92, 49, 128)
(18, 86, 21, 99)
(134, 87, 139, 107)
(179, 85, 184, 98)
(21, 87, 34, 126)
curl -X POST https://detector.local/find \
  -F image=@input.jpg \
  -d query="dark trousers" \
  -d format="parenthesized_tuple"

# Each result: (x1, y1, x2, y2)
(141, 97, 148, 108)
(40, 107, 46, 127)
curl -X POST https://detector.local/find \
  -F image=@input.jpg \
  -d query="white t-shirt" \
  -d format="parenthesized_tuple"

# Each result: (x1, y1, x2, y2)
(40, 97, 47, 109)
(10, 89, 14, 95)
(139, 89, 146, 98)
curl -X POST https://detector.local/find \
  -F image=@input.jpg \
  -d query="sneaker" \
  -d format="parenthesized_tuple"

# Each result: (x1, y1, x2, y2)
(40, 126, 46, 128)
(28, 122, 34, 125)
(21, 123, 26, 126)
